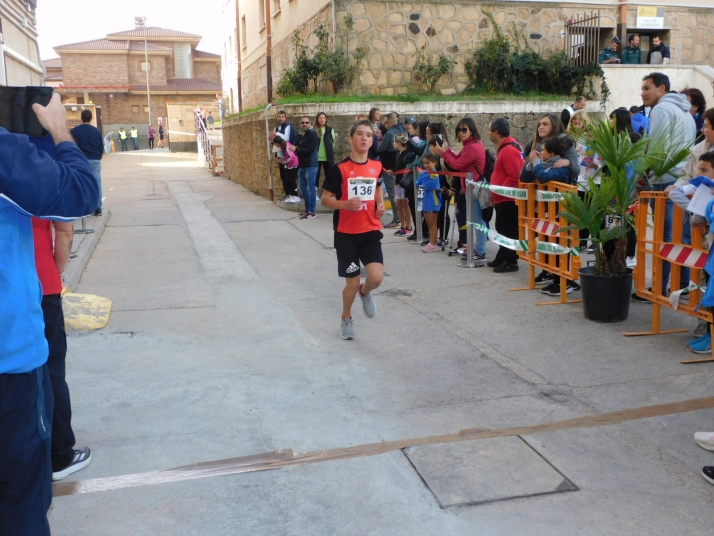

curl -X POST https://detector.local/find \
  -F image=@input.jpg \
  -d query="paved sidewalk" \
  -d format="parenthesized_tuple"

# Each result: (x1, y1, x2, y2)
(50, 149, 714, 535)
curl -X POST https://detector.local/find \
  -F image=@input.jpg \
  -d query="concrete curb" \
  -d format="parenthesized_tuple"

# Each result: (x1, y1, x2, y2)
(65, 210, 111, 292)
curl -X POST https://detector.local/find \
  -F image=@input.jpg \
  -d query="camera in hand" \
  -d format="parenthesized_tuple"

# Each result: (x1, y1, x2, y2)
(0, 86, 54, 137)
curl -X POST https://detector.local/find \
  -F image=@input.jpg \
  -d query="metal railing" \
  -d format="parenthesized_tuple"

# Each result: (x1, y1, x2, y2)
(564, 10, 601, 67)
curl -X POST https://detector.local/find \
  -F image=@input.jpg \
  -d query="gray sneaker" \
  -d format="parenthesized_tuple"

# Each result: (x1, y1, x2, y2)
(340, 318, 355, 340)
(359, 285, 377, 318)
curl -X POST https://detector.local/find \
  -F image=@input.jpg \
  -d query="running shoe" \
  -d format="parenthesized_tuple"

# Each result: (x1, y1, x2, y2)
(422, 243, 439, 252)
(403, 228, 414, 236)
(631, 288, 654, 303)
(687, 333, 711, 348)
(689, 333, 712, 354)
(702, 466, 714, 486)
(493, 262, 519, 273)
(694, 322, 709, 337)
(340, 318, 355, 340)
(534, 271, 554, 286)
(52, 447, 92, 481)
(421, 238, 429, 246)
(540, 282, 575, 296)
(407, 234, 418, 243)
(301, 212, 316, 220)
(568, 281, 581, 292)
(694, 432, 714, 451)
(456, 246, 466, 254)
(474, 253, 486, 261)
(394, 228, 406, 236)
(437, 238, 449, 247)
(359, 284, 377, 318)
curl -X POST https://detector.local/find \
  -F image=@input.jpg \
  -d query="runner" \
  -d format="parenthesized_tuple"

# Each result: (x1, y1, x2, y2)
(321, 120, 386, 340)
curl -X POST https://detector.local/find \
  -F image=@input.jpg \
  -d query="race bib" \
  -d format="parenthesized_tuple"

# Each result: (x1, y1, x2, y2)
(417, 187, 424, 212)
(347, 177, 377, 201)
(605, 215, 621, 230)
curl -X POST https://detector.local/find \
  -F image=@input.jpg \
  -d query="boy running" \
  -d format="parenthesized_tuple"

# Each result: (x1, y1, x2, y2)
(321, 120, 386, 340)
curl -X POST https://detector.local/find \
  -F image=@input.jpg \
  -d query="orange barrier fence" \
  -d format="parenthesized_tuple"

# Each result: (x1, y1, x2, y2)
(513, 181, 582, 306)
(625, 191, 713, 364)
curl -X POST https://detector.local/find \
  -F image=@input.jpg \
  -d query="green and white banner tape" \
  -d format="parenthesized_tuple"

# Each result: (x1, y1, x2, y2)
(536, 190, 564, 202)
(535, 241, 580, 256)
(470, 222, 528, 251)
(466, 180, 529, 200)
(670, 281, 706, 310)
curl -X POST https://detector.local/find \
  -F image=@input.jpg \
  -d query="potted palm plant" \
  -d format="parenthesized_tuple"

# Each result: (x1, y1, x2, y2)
(558, 119, 692, 322)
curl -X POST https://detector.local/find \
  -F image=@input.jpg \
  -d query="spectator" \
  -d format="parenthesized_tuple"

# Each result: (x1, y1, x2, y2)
(207, 111, 215, 130)
(158, 123, 165, 149)
(675, 107, 714, 185)
(599, 36, 621, 64)
(621, 34, 642, 64)
(272, 135, 300, 203)
(430, 117, 488, 261)
(103, 130, 115, 153)
(147, 124, 156, 150)
(130, 126, 139, 150)
(71, 109, 104, 216)
(32, 217, 93, 482)
(0, 92, 99, 536)
(377, 112, 407, 228)
(392, 134, 414, 236)
(368, 107, 386, 159)
(632, 72, 696, 302)
(216, 93, 227, 121)
(315, 112, 336, 193)
(403, 121, 430, 243)
(629, 105, 650, 134)
(567, 110, 596, 250)
(290, 115, 320, 220)
(647, 35, 670, 64)
(416, 154, 442, 252)
(561, 96, 587, 129)
(486, 118, 525, 273)
(119, 127, 128, 151)
(681, 88, 707, 143)
(274, 110, 296, 206)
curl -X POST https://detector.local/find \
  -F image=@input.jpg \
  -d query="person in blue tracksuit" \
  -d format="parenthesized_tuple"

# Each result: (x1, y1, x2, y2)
(0, 93, 99, 536)
(416, 153, 443, 252)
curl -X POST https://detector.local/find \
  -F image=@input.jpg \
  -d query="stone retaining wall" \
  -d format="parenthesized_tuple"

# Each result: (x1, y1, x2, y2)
(223, 100, 602, 199)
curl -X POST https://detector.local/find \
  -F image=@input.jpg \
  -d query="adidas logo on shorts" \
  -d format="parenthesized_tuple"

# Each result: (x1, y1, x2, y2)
(345, 263, 360, 274)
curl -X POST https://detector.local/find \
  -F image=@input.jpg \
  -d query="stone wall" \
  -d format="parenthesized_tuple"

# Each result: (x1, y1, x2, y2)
(264, 0, 714, 102)
(223, 100, 602, 198)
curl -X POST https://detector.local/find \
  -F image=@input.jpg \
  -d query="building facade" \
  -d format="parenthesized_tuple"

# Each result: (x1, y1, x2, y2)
(47, 25, 221, 138)
(0, 0, 42, 86)
(222, 0, 714, 111)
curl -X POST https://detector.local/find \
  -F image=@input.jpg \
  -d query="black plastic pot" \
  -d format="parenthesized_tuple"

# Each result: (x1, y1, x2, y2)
(578, 266, 633, 323)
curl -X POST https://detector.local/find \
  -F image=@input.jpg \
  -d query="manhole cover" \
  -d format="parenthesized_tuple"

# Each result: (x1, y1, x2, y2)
(404, 436, 578, 508)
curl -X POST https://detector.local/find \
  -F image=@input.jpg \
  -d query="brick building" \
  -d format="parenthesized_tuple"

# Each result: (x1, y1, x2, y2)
(46, 25, 221, 141)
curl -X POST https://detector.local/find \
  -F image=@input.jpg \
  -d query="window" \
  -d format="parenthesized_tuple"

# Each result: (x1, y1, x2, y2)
(241, 16, 247, 48)
(140, 61, 151, 72)
(259, 0, 265, 29)
(132, 105, 140, 113)
(144, 105, 150, 113)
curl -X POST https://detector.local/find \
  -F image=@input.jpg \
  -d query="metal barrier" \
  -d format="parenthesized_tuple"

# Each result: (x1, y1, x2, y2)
(625, 191, 713, 364)
(513, 181, 582, 306)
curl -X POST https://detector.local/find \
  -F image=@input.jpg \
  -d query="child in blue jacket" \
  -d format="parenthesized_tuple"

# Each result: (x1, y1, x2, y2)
(520, 137, 571, 184)
(416, 153, 443, 252)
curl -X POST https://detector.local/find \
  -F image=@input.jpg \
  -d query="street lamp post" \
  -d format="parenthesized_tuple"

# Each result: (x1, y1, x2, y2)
(135, 16, 151, 130)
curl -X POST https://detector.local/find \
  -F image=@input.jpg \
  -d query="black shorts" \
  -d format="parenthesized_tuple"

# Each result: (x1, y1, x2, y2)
(335, 230, 383, 278)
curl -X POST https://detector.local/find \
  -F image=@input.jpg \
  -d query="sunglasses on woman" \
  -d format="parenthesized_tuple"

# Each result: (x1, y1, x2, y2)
(457, 127, 469, 133)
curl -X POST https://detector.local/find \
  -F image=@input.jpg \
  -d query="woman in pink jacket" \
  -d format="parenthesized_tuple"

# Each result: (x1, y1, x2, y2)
(430, 118, 487, 259)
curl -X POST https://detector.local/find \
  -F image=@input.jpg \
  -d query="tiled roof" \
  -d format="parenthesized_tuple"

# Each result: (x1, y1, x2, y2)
(193, 50, 220, 59)
(131, 78, 221, 92)
(55, 38, 173, 52)
(107, 27, 201, 39)
(55, 38, 129, 51)
(43, 58, 62, 68)
(45, 73, 64, 81)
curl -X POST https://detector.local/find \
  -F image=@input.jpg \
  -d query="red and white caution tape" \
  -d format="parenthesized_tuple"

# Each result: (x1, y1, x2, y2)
(660, 244, 708, 269)
(531, 219, 560, 236)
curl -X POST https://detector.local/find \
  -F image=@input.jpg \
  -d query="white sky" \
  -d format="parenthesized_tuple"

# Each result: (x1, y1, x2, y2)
(37, 0, 223, 61)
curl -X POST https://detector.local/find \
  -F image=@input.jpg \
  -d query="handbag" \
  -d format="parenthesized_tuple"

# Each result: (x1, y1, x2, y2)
(472, 180, 492, 209)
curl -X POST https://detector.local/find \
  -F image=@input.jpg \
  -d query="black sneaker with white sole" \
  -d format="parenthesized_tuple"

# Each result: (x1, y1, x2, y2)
(52, 446, 92, 481)
(631, 288, 654, 303)
(703, 466, 714, 486)
(534, 271, 554, 286)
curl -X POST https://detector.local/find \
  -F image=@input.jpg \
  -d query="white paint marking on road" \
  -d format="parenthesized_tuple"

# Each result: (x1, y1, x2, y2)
(168, 181, 258, 281)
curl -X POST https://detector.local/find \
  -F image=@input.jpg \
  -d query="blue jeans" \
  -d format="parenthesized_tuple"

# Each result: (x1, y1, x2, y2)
(650, 182, 690, 292)
(298, 167, 318, 213)
(89, 160, 102, 210)
(471, 197, 487, 256)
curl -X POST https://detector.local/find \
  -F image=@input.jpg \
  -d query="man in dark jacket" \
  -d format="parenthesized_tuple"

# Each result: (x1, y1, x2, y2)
(377, 112, 406, 228)
(0, 92, 99, 536)
(561, 96, 587, 129)
(273, 110, 296, 201)
(291, 116, 320, 219)
(647, 35, 671, 64)
(598, 36, 620, 64)
(71, 109, 104, 215)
